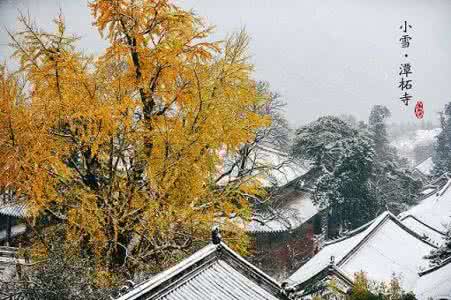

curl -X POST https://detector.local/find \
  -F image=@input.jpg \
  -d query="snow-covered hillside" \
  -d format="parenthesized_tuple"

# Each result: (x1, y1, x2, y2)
(391, 128, 441, 165)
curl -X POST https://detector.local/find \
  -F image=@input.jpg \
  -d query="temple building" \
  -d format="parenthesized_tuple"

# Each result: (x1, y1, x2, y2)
(116, 235, 289, 300)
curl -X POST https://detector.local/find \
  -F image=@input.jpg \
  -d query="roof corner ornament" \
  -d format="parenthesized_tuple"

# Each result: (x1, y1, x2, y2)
(281, 281, 295, 298)
(329, 255, 335, 266)
(211, 225, 221, 245)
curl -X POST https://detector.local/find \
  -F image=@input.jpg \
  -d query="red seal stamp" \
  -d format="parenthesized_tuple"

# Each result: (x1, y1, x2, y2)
(415, 101, 424, 119)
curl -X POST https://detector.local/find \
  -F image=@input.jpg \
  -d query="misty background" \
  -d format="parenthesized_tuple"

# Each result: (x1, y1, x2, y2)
(1, 0, 450, 127)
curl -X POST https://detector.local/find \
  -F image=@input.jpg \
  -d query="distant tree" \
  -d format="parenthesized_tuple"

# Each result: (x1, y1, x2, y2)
(367, 105, 421, 213)
(433, 102, 451, 176)
(292, 109, 422, 235)
(368, 105, 391, 158)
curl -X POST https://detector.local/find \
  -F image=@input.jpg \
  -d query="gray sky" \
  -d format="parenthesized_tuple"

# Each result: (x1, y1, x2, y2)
(1, 0, 450, 127)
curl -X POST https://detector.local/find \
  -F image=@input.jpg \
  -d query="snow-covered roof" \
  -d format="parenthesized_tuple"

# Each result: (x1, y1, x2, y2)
(420, 187, 436, 196)
(415, 257, 451, 299)
(415, 157, 434, 177)
(400, 216, 445, 246)
(287, 212, 436, 292)
(399, 178, 451, 233)
(220, 146, 308, 188)
(116, 242, 287, 300)
(248, 146, 307, 188)
(0, 202, 28, 218)
(246, 209, 301, 234)
(245, 190, 319, 234)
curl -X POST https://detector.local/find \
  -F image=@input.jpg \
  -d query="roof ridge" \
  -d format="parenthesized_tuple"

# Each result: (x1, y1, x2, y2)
(324, 212, 388, 247)
(336, 212, 391, 267)
(400, 214, 447, 235)
(438, 178, 451, 197)
(285, 263, 353, 295)
(116, 242, 284, 300)
(414, 156, 432, 169)
(337, 212, 437, 267)
(220, 243, 283, 289)
(389, 214, 439, 248)
(116, 244, 218, 300)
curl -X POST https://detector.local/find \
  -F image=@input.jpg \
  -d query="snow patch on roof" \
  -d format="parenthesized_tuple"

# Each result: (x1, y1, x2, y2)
(400, 178, 451, 233)
(117, 243, 284, 300)
(415, 157, 434, 176)
(288, 212, 435, 291)
(401, 216, 445, 246)
(254, 147, 308, 187)
(0, 224, 26, 241)
(415, 258, 451, 299)
(246, 192, 319, 233)
(420, 188, 435, 195)
(339, 216, 433, 290)
(288, 212, 389, 284)
(219, 146, 308, 188)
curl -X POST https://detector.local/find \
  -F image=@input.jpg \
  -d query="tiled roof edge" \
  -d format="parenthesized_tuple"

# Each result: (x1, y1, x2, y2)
(285, 264, 353, 295)
(418, 256, 451, 277)
(116, 242, 287, 300)
(220, 243, 285, 293)
(116, 244, 218, 300)
(324, 212, 386, 247)
(338, 212, 438, 268)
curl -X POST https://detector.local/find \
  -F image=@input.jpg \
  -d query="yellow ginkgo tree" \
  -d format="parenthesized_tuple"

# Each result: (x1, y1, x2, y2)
(0, 0, 272, 284)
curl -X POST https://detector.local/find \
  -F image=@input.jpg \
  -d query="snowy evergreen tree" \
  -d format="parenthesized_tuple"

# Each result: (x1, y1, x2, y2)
(369, 105, 391, 158)
(292, 110, 422, 236)
(433, 102, 451, 176)
(292, 116, 377, 235)
(367, 105, 421, 213)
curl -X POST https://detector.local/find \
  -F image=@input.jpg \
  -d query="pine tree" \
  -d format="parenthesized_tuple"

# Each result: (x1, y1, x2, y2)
(368, 105, 391, 159)
(292, 116, 377, 235)
(367, 105, 421, 213)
